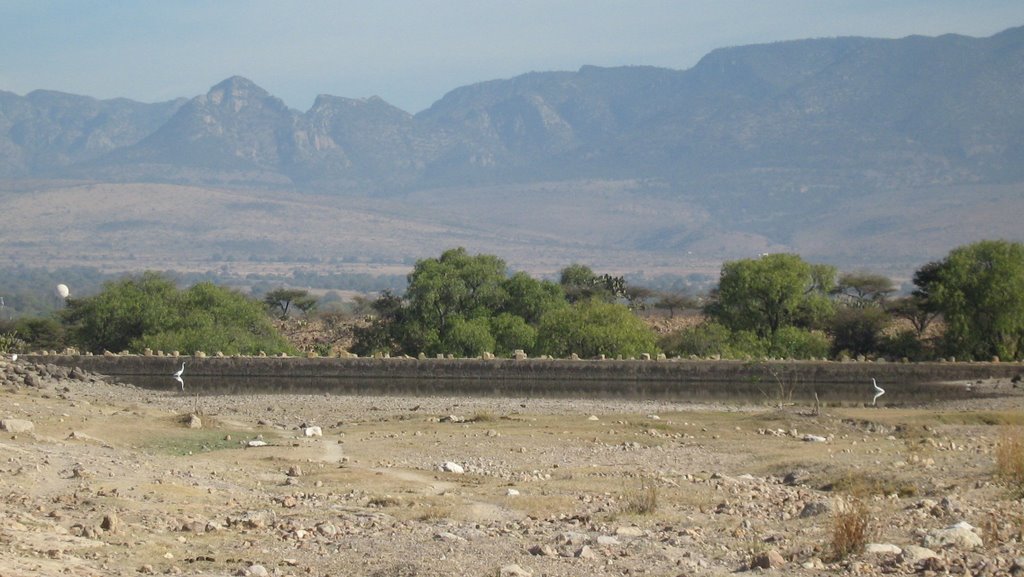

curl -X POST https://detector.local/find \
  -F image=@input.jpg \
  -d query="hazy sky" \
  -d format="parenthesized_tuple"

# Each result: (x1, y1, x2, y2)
(3, 1, 1022, 113)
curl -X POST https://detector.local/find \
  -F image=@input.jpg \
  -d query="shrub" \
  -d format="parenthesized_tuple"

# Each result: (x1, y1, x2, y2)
(536, 299, 657, 359)
(829, 498, 870, 561)
(620, 480, 658, 516)
(996, 426, 1024, 497)
(769, 326, 831, 359)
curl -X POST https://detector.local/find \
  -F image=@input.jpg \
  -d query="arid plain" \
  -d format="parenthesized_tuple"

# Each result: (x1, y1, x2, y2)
(2, 357, 1024, 576)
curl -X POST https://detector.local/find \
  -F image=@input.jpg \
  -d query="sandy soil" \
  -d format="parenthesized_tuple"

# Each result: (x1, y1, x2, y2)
(2, 357, 1024, 576)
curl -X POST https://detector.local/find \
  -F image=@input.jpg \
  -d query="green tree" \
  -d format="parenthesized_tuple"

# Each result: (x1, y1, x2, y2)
(928, 240, 1024, 360)
(62, 273, 291, 355)
(264, 288, 317, 318)
(351, 290, 410, 356)
(500, 272, 565, 324)
(12, 317, 66, 351)
(442, 317, 496, 358)
(489, 313, 537, 356)
(404, 248, 508, 350)
(658, 321, 738, 358)
(536, 300, 657, 359)
(138, 283, 290, 355)
(886, 295, 940, 339)
(653, 291, 697, 319)
(558, 264, 626, 304)
(830, 306, 890, 357)
(62, 272, 179, 353)
(707, 254, 836, 340)
(834, 272, 896, 308)
(769, 326, 831, 359)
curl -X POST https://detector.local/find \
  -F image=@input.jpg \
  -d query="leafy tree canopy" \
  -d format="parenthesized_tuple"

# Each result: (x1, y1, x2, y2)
(263, 288, 317, 318)
(927, 240, 1024, 360)
(835, 272, 896, 307)
(62, 272, 291, 355)
(536, 299, 657, 359)
(707, 254, 836, 339)
(352, 249, 655, 359)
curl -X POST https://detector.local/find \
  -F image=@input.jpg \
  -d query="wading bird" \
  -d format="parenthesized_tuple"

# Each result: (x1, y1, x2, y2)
(173, 362, 185, 392)
(872, 378, 885, 406)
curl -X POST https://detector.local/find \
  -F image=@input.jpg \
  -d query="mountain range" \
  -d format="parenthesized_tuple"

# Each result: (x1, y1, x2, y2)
(2, 26, 1023, 281)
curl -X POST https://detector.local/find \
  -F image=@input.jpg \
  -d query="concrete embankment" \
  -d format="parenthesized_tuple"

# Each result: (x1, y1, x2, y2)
(25, 354, 1023, 391)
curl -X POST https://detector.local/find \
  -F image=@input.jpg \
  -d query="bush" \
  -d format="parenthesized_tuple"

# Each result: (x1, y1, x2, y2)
(996, 427, 1024, 497)
(442, 317, 496, 358)
(830, 306, 890, 357)
(63, 273, 292, 355)
(490, 313, 537, 356)
(536, 299, 658, 359)
(829, 499, 871, 561)
(769, 326, 831, 359)
(620, 480, 658, 516)
(12, 317, 67, 351)
(878, 329, 928, 361)
(658, 322, 733, 358)
(0, 330, 26, 354)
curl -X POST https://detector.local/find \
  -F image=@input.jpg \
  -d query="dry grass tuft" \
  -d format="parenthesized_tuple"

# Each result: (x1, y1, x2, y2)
(367, 495, 403, 508)
(829, 498, 871, 561)
(416, 505, 451, 521)
(996, 426, 1024, 497)
(466, 411, 496, 423)
(620, 479, 658, 516)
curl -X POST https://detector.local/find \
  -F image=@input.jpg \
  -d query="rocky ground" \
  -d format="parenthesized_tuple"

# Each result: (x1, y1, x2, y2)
(2, 357, 1024, 576)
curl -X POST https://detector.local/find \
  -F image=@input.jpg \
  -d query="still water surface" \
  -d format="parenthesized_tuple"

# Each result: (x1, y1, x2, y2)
(123, 375, 991, 405)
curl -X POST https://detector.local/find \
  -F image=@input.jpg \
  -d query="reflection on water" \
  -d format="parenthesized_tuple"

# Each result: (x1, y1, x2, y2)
(122, 375, 992, 405)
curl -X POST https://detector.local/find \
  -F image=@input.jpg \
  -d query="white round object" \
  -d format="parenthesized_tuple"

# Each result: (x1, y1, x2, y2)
(56, 284, 70, 299)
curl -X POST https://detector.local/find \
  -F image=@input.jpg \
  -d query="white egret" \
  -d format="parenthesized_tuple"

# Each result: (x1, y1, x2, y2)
(172, 362, 185, 392)
(872, 378, 885, 406)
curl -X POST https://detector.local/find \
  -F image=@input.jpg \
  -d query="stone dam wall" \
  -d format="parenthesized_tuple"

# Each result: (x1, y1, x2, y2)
(26, 355, 1024, 395)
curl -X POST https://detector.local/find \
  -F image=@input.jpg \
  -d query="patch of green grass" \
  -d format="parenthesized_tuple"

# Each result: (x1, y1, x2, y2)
(140, 429, 246, 456)
(822, 471, 918, 498)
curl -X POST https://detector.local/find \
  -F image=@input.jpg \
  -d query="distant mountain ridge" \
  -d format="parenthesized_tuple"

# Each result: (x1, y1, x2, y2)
(3, 26, 1021, 192)
(2, 26, 1023, 274)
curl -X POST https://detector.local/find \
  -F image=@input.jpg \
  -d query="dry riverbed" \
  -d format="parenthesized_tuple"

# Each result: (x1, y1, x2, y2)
(2, 357, 1024, 576)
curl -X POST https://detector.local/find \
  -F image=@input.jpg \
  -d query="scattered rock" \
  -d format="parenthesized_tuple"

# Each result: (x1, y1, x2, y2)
(900, 545, 939, 564)
(303, 426, 322, 437)
(441, 461, 464, 474)
(575, 545, 598, 559)
(528, 544, 557, 556)
(186, 414, 202, 429)
(799, 501, 831, 518)
(782, 470, 804, 485)
(499, 564, 532, 577)
(0, 418, 34, 433)
(750, 549, 786, 569)
(100, 512, 121, 533)
(924, 521, 983, 550)
(865, 543, 902, 555)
